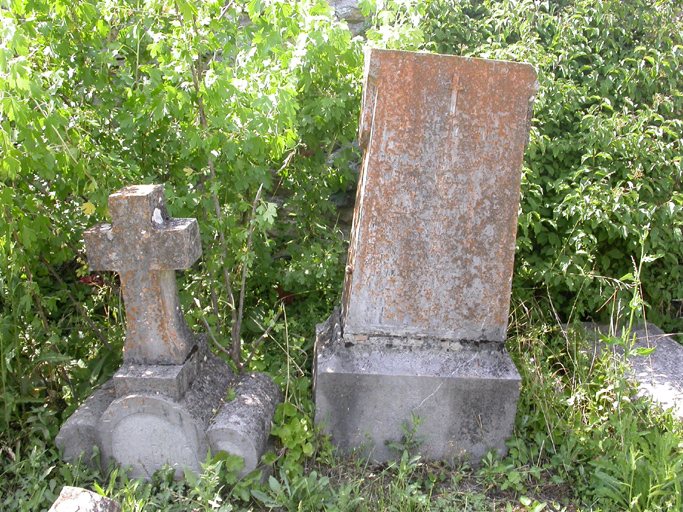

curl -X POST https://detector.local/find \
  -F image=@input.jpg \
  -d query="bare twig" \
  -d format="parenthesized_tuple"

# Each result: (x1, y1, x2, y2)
(232, 183, 263, 364)
(187, 21, 239, 342)
(218, 0, 236, 21)
(200, 311, 233, 359)
(199, 301, 282, 372)
(242, 307, 283, 369)
(39, 256, 113, 352)
(210, 286, 221, 335)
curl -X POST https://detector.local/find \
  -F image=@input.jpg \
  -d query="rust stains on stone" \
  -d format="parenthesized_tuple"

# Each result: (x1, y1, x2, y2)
(342, 49, 538, 343)
(84, 184, 202, 365)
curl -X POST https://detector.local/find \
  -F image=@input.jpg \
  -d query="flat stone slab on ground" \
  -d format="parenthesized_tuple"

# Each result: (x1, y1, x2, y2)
(589, 323, 683, 418)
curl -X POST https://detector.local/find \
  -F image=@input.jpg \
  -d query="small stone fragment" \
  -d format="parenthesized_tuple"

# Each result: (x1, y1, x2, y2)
(48, 486, 121, 512)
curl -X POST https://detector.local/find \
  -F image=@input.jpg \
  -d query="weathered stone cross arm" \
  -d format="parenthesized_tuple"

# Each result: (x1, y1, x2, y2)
(84, 184, 202, 365)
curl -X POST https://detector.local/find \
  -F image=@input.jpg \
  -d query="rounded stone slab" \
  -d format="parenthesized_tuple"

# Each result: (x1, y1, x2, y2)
(99, 394, 208, 479)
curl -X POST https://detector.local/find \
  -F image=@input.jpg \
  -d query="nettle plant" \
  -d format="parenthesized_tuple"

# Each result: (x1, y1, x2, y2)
(0, 0, 362, 433)
(420, 0, 683, 325)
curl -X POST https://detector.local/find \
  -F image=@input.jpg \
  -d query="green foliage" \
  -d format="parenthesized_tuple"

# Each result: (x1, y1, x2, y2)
(1, 0, 360, 438)
(504, 316, 683, 511)
(251, 469, 355, 511)
(385, 412, 428, 457)
(360, 0, 426, 50)
(419, 0, 683, 325)
(269, 401, 316, 473)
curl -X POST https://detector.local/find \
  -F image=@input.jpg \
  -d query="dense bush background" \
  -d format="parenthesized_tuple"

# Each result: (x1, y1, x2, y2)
(415, 0, 683, 324)
(1, 0, 682, 509)
(1, 0, 361, 438)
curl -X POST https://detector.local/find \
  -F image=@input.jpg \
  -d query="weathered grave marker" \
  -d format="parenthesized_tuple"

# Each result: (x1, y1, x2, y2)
(57, 184, 281, 479)
(314, 49, 538, 462)
(84, 185, 201, 364)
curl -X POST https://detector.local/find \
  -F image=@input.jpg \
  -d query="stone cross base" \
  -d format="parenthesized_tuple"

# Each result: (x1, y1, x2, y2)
(57, 337, 281, 479)
(313, 310, 520, 463)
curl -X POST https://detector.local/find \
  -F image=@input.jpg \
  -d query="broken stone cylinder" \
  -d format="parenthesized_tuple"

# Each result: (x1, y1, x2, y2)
(208, 372, 282, 476)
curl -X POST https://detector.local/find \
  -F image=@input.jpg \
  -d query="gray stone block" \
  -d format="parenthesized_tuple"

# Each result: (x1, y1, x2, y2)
(314, 310, 520, 463)
(328, 0, 367, 35)
(55, 380, 116, 468)
(98, 349, 234, 480)
(589, 323, 683, 419)
(629, 324, 683, 417)
(208, 372, 282, 476)
(99, 393, 209, 479)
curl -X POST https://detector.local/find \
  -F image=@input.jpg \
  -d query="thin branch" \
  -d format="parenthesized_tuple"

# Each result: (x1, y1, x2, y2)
(39, 256, 113, 352)
(199, 310, 233, 360)
(242, 307, 283, 369)
(210, 286, 221, 335)
(218, 0, 235, 21)
(232, 183, 264, 364)
(187, 19, 238, 340)
(199, 302, 282, 373)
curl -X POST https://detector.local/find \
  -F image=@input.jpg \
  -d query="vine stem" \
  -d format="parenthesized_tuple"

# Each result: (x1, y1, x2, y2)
(187, 8, 265, 370)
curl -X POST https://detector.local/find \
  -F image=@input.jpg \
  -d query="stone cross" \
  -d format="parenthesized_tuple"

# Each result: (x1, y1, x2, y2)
(84, 184, 201, 365)
(59, 183, 281, 481)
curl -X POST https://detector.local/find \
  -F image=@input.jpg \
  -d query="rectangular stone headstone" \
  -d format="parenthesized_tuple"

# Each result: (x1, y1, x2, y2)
(342, 49, 538, 343)
(57, 184, 282, 480)
(314, 49, 538, 464)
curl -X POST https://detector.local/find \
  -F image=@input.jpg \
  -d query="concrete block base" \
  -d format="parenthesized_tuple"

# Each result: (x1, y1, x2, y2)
(313, 310, 521, 464)
(57, 338, 282, 479)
